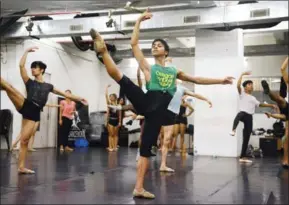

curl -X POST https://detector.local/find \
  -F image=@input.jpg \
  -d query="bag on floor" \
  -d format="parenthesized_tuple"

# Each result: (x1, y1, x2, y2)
(129, 141, 139, 148)
(246, 144, 263, 158)
(74, 138, 89, 147)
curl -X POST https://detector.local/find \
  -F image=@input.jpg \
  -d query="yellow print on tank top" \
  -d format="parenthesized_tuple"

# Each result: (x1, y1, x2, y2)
(156, 71, 174, 88)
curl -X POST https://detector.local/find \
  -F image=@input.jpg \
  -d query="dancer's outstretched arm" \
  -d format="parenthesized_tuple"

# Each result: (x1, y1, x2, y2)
(131, 9, 152, 81)
(19, 47, 38, 83)
(45, 104, 60, 108)
(177, 70, 234, 85)
(265, 112, 286, 120)
(281, 57, 288, 84)
(237, 71, 252, 94)
(52, 88, 88, 105)
(259, 103, 278, 110)
(105, 85, 111, 105)
(184, 91, 212, 107)
(137, 67, 143, 88)
(183, 102, 194, 117)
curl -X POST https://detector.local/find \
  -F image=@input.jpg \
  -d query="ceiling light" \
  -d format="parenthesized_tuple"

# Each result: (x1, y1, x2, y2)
(197, 1, 200, 4)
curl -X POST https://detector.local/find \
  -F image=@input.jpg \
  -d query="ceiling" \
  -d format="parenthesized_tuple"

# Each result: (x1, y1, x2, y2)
(1, 0, 216, 16)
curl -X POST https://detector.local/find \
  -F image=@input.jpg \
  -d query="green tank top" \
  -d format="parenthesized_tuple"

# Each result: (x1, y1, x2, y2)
(146, 64, 177, 96)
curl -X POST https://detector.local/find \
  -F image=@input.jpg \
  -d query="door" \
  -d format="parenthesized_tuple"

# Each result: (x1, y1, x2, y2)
(33, 73, 51, 148)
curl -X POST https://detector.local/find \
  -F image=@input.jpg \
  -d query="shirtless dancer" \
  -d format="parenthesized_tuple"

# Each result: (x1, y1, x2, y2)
(0, 47, 88, 174)
(89, 9, 234, 198)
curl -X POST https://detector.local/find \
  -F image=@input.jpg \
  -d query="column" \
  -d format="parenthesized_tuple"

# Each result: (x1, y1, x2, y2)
(194, 29, 245, 157)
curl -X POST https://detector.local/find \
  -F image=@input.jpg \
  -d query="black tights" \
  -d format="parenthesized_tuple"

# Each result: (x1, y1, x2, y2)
(60, 117, 72, 147)
(232, 112, 253, 158)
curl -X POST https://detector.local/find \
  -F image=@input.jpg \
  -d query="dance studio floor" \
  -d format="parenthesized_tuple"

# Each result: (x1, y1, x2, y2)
(0, 148, 288, 204)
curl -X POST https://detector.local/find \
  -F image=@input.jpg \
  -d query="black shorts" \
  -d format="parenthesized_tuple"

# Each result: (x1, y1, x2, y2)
(108, 118, 118, 127)
(18, 99, 41, 122)
(118, 75, 175, 157)
(280, 102, 289, 121)
(175, 115, 188, 125)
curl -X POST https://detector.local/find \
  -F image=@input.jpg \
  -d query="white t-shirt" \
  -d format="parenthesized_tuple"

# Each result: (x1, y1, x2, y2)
(167, 85, 189, 114)
(239, 90, 260, 115)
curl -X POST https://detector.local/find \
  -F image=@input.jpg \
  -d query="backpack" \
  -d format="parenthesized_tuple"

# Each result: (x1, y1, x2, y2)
(273, 120, 285, 138)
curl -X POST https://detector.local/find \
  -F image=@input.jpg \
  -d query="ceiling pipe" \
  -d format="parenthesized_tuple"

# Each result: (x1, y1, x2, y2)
(0, 11, 82, 18)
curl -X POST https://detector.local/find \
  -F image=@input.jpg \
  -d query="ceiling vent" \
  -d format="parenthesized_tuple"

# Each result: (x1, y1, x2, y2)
(184, 15, 201, 24)
(124, 20, 137, 28)
(250, 8, 270, 18)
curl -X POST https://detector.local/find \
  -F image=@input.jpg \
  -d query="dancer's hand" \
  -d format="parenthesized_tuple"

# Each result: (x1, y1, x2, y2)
(59, 120, 63, 126)
(242, 71, 252, 76)
(80, 99, 88, 106)
(138, 8, 152, 22)
(26, 47, 38, 52)
(222, 76, 235, 84)
(265, 112, 271, 118)
(131, 113, 137, 120)
(207, 100, 213, 108)
(272, 104, 278, 112)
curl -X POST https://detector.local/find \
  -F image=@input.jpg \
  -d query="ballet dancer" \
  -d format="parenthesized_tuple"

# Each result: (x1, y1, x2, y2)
(0, 46, 88, 174)
(89, 9, 234, 198)
(261, 57, 288, 168)
(59, 89, 79, 152)
(105, 85, 122, 151)
(230, 71, 277, 163)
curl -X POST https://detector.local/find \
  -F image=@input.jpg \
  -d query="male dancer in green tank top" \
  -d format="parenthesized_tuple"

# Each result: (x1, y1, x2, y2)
(89, 9, 234, 199)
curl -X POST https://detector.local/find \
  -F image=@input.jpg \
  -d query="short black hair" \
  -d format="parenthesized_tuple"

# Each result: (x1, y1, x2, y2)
(242, 80, 253, 88)
(31, 61, 47, 74)
(152, 39, 170, 57)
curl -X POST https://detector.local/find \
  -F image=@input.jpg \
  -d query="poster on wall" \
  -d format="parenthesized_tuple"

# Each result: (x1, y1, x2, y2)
(57, 97, 89, 147)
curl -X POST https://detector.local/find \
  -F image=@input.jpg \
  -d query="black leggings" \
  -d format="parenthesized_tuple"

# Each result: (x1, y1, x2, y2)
(280, 76, 287, 98)
(232, 112, 253, 158)
(60, 117, 73, 147)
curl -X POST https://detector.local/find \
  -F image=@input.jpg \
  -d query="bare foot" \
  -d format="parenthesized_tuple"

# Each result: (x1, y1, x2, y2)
(65, 147, 74, 152)
(18, 167, 35, 174)
(230, 130, 236, 136)
(239, 158, 252, 163)
(159, 166, 175, 173)
(28, 148, 37, 152)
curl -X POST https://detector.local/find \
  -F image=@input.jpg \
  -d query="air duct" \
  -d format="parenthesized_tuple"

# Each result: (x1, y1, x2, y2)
(71, 13, 100, 52)
(97, 44, 123, 65)
(0, 9, 28, 36)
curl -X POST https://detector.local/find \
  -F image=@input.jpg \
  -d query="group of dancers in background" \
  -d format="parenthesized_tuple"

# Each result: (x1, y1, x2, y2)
(0, 8, 287, 199)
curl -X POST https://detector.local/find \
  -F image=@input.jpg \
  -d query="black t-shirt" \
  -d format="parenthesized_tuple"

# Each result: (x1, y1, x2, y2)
(26, 79, 54, 109)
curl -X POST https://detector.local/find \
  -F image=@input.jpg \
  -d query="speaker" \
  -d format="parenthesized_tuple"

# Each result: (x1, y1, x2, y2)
(259, 138, 278, 157)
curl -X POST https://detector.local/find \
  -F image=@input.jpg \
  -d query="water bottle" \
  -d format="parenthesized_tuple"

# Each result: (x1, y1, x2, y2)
(194, 146, 197, 156)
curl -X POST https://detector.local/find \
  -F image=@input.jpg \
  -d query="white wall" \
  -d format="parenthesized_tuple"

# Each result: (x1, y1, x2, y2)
(1, 39, 101, 149)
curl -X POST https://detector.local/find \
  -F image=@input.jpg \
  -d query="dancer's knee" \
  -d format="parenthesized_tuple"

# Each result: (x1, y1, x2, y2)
(20, 137, 29, 145)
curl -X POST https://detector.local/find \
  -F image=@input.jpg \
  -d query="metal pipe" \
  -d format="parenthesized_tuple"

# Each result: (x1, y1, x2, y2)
(0, 11, 82, 18)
